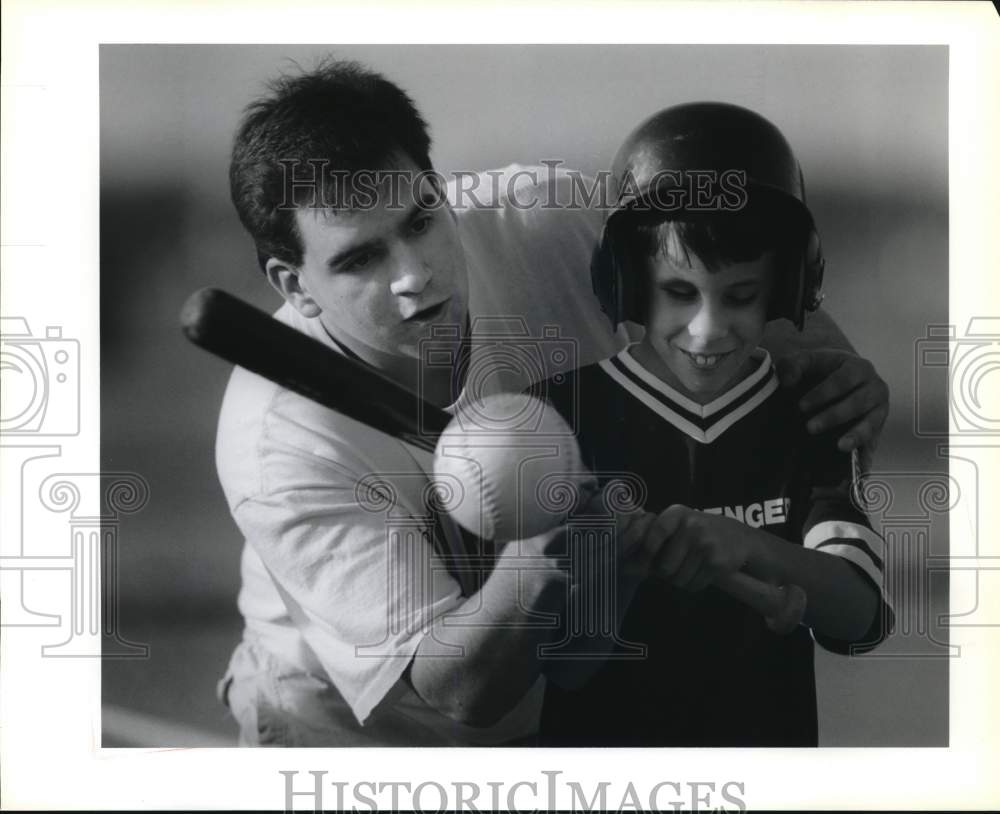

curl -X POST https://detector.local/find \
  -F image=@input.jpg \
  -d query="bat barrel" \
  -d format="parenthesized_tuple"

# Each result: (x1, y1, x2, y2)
(180, 287, 451, 446)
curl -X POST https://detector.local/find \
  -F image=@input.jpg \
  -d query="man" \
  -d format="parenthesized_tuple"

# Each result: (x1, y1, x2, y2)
(215, 58, 889, 746)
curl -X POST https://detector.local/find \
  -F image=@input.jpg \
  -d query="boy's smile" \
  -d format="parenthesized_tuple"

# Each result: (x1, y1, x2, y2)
(631, 249, 776, 403)
(677, 347, 735, 370)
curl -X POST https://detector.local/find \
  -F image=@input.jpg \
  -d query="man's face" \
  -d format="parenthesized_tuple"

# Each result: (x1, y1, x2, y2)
(633, 249, 775, 403)
(285, 156, 469, 361)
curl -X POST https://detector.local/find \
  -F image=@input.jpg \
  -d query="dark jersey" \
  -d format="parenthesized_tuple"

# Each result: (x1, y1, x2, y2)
(538, 348, 891, 747)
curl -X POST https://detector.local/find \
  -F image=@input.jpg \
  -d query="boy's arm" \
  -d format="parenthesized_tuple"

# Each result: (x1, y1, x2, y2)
(763, 310, 890, 454)
(740, 525, 881, 643)
(650, 507, 882, 643)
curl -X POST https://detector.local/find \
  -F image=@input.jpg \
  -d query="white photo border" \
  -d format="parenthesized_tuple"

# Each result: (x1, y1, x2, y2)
(2, 0, 998, 810)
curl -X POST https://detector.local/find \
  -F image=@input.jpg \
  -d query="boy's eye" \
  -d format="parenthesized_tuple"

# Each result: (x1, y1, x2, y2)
(662, 286, 697, 301)
(410, 213, 433, 235)
(726, 290, 760, 305)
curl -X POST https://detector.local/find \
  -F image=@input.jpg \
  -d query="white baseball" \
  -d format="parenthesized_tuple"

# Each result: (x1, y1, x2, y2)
(432, 392, 594, 543)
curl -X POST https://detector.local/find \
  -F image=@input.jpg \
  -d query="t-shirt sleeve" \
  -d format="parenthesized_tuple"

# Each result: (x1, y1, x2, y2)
(448, 165, 626, 374)
(801, 443, 895, 655)
(231, 400, 465, 725)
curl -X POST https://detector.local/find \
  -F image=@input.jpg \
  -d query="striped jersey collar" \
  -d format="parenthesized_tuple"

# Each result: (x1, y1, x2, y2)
(598, 347, 778, 444)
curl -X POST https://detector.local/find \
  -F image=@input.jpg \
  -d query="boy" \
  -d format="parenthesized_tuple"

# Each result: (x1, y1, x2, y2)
(539, 103, 894, 746)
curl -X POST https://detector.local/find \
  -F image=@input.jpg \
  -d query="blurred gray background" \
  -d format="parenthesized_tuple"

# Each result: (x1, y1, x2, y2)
(100, 45, 949, 746)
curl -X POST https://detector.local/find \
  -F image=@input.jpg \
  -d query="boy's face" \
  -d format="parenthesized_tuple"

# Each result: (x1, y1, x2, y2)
(273, 154, 469, 362)
(634, 249, 776, 403)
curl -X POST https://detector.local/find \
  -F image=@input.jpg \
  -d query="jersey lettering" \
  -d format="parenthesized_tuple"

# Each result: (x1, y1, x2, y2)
(703, 497, 790, 529)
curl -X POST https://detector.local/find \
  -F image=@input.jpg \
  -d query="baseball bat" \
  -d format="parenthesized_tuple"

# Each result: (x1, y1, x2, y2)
(181, 287, 807, 633)
(180, 287, 447, 452)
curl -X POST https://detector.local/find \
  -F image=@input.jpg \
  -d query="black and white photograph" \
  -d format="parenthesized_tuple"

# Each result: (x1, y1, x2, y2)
(98, 42, 949, 749)
(3, 2, 999, 811)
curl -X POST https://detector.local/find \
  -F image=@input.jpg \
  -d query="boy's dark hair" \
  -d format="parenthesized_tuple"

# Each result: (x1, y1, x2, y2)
(229, 58, 433, 271)
(626, 205, 798, 274)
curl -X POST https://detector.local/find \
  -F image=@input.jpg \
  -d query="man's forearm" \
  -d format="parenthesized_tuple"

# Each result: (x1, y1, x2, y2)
(407, 545, 570, 728)
(761, 309, 855, 356)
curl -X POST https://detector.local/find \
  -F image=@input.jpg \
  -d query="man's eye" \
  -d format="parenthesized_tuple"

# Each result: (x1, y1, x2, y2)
(343, 252, 373, 272)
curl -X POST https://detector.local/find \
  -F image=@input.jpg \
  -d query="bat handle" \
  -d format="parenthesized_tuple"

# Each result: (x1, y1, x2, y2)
(717, 572, 807, 635)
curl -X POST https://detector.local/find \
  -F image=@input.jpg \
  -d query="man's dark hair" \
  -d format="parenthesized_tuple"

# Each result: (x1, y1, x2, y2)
(229, 58, 433, 271)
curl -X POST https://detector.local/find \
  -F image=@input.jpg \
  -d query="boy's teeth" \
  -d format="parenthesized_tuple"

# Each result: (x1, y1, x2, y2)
(694, 353, 718, 367)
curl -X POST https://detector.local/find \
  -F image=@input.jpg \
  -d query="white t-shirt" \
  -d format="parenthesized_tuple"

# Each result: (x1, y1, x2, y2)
(215, 166, 624, 745)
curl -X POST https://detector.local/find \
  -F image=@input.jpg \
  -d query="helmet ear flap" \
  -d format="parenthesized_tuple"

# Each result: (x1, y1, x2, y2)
(768, 219, 826, 330)
(792, 164, 824, 328)
(591, 216, 636, 329)
(799, 227, 826, 327)
(803, 229, 825, 307)
(590, 225, 617, 328)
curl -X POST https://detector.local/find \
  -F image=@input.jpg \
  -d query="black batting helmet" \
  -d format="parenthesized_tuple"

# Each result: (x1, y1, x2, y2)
(592, 102, 825, 330)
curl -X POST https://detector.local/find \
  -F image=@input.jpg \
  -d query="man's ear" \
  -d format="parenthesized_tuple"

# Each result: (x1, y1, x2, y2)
(264, 257, 321, 318)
